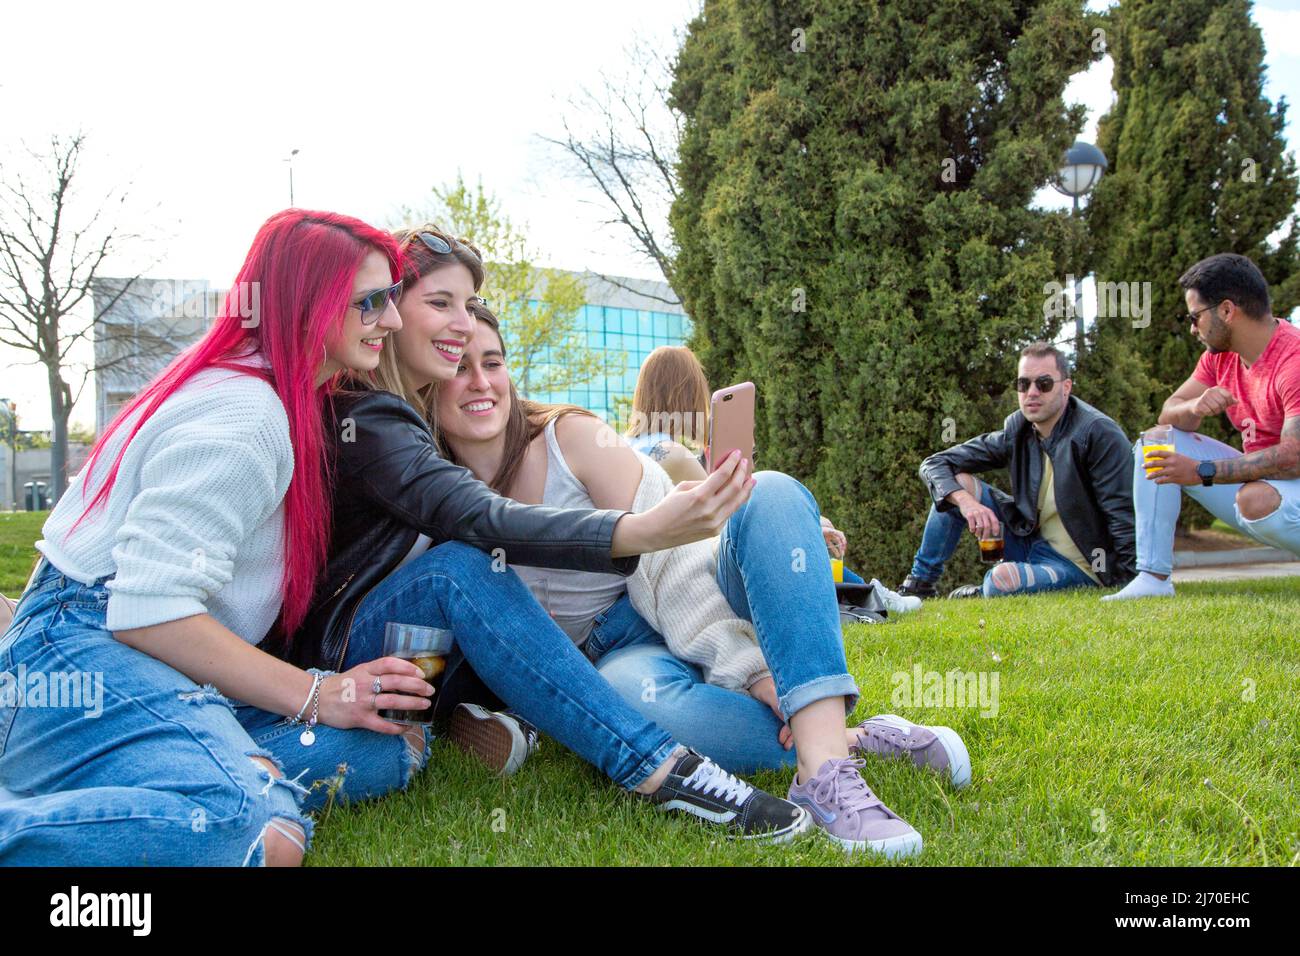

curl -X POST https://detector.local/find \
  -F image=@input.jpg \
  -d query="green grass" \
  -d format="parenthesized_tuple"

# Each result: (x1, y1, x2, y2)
(3, 512, 1297, 865)
(0, 511, 46, 593)
(304, 582, 1299, 866)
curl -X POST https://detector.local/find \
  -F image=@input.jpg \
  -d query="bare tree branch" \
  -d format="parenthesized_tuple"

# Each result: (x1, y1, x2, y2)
(589, 271, 682, 307)
(0, 132, 154, 501)
(539, 32, 684, 295)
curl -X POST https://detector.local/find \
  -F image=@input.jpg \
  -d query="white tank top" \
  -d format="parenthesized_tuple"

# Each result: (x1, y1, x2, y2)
(511, 418, 629, 645)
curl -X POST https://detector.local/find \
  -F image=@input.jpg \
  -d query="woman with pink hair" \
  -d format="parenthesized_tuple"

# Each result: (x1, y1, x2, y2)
(0, 210, 436, 866)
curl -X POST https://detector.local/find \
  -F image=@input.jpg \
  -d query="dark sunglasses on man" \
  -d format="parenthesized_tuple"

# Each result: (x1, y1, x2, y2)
(1015, 375, 1066, 393)
(1182, 301, 1222, 330)
(350, 281, 403, 325)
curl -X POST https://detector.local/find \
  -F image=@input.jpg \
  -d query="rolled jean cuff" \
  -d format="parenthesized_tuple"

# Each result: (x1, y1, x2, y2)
(1137, 558, 1174, 577)
(779, 673, 860, 722)
(625, 738, 683, 792)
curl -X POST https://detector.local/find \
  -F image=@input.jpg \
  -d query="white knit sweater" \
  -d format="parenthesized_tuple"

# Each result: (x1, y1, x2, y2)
(37, 362, 294, 643)
(626, 455, 772, 692)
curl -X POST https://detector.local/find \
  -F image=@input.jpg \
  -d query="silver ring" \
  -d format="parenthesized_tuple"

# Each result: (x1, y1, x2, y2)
(372, 677, 383, 695)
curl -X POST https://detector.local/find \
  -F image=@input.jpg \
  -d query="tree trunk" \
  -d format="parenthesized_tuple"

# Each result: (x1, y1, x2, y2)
(48, 366, 71, 506)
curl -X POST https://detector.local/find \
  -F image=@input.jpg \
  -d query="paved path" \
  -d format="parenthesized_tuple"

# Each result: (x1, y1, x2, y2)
(1173, 561, 1300, 583)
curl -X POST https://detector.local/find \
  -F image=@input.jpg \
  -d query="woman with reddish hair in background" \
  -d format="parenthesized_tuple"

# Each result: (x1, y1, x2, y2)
(626, 345, 899, 595)
(0, 210, 440, 866)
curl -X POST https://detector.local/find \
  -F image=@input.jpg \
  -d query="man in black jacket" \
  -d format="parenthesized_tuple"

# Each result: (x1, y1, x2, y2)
(897, 342, 1136, 599)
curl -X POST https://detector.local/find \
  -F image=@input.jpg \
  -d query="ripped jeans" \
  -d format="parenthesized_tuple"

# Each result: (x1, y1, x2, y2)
(910, 479, 1098, 597)
(0, 560, 425, 866)
(1131, 428, 1300, 575)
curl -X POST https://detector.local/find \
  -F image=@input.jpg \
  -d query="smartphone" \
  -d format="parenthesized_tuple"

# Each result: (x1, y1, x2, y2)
(706, 382, 755, 473)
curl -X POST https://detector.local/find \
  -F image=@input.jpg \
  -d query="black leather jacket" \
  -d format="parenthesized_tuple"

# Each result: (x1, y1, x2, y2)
(277, 383, 638, 670)
(918, 396, 1136, 586)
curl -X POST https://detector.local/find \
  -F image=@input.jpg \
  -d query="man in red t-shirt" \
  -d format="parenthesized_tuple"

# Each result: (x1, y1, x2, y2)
(1104, 253, 1300, 600)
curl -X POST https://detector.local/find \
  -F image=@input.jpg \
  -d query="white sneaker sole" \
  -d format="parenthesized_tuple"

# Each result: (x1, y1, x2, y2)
(823, 826, 923, 859)
(750, 805, 814, 844)
(663, 802, 814, 843)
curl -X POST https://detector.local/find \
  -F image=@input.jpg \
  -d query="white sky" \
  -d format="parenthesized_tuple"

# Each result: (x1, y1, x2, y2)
(2, 0, 1299, 430)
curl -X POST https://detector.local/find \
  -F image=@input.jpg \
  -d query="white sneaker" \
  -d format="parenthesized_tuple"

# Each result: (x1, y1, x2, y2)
(1100, 571, 1175, 601)
(870, 578, 923, 615)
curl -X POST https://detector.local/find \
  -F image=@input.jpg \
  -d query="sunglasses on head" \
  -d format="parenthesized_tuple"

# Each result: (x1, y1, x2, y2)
(414, 231, 482, 261)
(1015, 375, 1065, 393)
(350, 280, 403, 325)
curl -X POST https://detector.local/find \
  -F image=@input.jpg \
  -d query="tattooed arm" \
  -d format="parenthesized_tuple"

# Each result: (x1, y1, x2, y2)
(648, 439, 708, 484)
(1213, 417, 1300, 483)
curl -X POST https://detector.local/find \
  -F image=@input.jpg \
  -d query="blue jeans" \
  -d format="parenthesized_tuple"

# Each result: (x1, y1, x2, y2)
(0, 561, 419, 866)
(342, 541, 677, 791)
(586, 471, 860, 775)
(1133, 428, 1300, 575)
(910, 479, 1098, 596)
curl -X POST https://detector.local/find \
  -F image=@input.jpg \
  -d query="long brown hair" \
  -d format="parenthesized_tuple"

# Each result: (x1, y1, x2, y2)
(373, 222, 486, 425)
(627, 345, 710, 447)
(435, 300, 594, 495)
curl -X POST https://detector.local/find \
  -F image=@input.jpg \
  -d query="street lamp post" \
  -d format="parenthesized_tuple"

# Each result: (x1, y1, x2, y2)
(1052, 140, 1108, 354)
(285, 148, 300, 206)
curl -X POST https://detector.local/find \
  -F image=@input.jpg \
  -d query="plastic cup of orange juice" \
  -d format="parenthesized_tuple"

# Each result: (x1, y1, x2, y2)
(1142, 424, 1174, 477)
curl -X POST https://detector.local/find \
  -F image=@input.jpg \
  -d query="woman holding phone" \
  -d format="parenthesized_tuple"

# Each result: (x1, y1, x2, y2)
(272, 224, 813, 845)
(428, 302, 973, 858)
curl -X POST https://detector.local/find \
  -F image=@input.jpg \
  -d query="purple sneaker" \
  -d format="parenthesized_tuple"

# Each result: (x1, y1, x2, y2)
(851, 714, 972, 789)
(787, 757, 922, 858)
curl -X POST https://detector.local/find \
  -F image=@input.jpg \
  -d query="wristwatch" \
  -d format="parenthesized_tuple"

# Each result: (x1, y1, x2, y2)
(1197, 461, 1216, 487)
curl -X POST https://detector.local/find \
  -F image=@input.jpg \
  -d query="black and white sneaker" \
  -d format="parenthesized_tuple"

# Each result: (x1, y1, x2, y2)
(897, 575, 939, 600)
(638, 748, 812, 843)
(447, 704, 540, 776)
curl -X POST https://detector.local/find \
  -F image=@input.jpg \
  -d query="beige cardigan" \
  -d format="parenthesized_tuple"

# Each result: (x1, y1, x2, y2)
(625, 453, 772, 692)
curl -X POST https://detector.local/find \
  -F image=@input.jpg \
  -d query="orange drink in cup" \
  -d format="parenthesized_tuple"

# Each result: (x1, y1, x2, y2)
(1142, 425, 1174, 477)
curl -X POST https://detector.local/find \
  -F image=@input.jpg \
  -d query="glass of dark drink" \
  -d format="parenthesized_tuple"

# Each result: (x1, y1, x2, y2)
(978, 529, 1005, 564)
(379, 622, 453, 725)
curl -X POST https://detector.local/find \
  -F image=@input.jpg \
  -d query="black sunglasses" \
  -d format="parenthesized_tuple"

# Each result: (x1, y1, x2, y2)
(1183, 301, 1222, 328)
(349, 281, 402, 325)
(1015, 375, 1065, 393)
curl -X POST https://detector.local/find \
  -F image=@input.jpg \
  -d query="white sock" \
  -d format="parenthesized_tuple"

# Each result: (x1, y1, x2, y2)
(1101, 570, 1175, 601)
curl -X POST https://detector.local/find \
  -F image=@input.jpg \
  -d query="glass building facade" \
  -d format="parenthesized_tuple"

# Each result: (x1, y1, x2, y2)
(521, 287, 692, 423)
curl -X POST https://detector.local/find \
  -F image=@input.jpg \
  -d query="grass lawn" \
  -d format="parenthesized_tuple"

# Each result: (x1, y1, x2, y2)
(3, 511, 1296, 865)
(0, 512, 46, 594)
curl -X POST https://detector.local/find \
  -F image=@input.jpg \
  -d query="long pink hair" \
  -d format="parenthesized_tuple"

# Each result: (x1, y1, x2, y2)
(75, 209, 402, 640)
